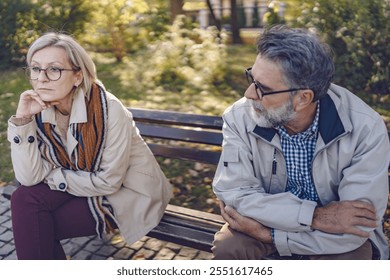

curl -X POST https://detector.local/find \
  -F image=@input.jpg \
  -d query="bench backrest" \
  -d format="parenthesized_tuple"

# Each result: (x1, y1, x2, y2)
(129, 108, 390, 189)
(129, 108, 223, 165)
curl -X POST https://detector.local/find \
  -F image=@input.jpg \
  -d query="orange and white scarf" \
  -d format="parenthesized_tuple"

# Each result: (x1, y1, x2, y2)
(36, 83, 117, 237)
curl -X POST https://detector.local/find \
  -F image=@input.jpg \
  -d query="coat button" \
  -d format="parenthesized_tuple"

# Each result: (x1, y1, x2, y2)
(28, 136, 35, 143)
(13, 136, 20, 144)
(59, 183, 66, 190)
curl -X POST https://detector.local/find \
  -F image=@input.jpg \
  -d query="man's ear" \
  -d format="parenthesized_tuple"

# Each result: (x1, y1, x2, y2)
(295, 89, 314, 111)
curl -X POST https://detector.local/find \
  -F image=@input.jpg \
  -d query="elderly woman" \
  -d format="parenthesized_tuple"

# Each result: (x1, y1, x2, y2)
(8, 33, 172, 260)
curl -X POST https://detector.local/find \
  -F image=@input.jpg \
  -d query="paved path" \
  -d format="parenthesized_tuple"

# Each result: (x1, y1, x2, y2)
(0, 185, 212, 260)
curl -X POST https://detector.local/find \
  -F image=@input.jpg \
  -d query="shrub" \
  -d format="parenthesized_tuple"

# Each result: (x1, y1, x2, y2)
(294, 0, 389, 95)
(117, 15, 229, 113)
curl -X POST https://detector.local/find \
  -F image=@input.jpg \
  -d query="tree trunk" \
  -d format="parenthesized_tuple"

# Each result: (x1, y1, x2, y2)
(169, 0, 184, 22)
(230, 0, 242, 44)
(206, 0, 221, 31)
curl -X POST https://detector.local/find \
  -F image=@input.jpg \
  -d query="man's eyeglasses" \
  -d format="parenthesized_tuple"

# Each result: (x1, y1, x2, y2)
(24, 66, 80, 81)
(245, 67, 307, 100)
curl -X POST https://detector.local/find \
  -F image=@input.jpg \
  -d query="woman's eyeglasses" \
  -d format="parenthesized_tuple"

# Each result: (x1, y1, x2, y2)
(24, 66, 79, 81)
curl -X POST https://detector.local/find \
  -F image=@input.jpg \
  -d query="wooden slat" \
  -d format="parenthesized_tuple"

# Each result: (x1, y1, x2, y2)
(148, 143, 221, 165)
(148, 205, 225, 252)
(129, 108, 223, 129)
(137, 123, 223, 146)
(165, 204, 225, 230)
(148, 221, 217, 252)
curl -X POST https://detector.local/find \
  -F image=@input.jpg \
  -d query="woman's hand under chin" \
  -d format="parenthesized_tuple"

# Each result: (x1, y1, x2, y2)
(16, 89, 60, 119)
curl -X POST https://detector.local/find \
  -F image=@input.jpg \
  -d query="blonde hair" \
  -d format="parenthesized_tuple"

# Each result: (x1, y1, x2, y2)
(26, 33, 102, 96)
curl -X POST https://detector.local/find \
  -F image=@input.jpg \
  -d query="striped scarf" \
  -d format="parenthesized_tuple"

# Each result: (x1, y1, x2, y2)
(36, 83, 117, 237)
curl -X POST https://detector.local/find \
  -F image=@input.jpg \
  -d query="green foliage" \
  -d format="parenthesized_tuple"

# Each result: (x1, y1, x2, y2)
(84, 0, 147, 61)
(113, 15, 231, 113)
(136, 5, 171, 43)
(293, 0, 389, 95)
(34, 0, 94, 37)
(0, 69, 30, 183)
(261, 1, 287, 26)
(0, 0, 95, 68)
(283, 0, 315, 22)
(264, 7, 285, 26)
(83, 0, 169, 62)
(145, 16, 227, 88)
(0, 0, 38, 67)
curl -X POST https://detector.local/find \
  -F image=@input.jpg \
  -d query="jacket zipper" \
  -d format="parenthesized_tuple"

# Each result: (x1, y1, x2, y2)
(272, 149, 277, 175)
(268, 148, 278, 192)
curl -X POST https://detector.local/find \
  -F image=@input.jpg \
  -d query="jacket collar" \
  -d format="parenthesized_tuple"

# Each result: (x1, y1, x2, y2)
(252, 90, 348, 145)
(41, 89, 88, 125)
(317, 93, 346, 144)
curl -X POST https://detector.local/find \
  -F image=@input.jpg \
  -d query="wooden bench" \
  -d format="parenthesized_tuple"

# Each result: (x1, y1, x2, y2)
(128, 108, 225, 252)
(129, 107, 390, 254)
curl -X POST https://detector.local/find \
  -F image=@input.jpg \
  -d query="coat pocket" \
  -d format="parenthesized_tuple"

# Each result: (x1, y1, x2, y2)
(222, 146, 239, 166)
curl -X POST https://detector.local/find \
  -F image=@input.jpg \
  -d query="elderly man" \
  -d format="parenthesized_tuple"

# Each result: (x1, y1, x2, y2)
(212, 25, 389, 260)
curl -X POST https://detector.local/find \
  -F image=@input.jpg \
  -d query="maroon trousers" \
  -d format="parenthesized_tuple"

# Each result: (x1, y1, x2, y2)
(11, 183, 97, 259)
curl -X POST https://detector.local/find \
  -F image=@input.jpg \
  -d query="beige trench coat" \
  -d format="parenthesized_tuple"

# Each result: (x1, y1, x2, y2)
(8, 89, 172, 245)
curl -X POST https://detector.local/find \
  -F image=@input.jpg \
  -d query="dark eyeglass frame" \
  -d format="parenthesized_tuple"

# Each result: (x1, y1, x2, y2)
(24, 66, 80, 81)
(245, 67, 308, 100)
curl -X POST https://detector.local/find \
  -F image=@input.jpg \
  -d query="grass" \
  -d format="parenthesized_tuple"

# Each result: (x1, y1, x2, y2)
(0, 45, 389, 243)
(0, 69, 30, 185)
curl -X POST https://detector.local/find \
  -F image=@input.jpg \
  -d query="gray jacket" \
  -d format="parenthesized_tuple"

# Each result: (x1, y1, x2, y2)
(213, 84, 389, 259)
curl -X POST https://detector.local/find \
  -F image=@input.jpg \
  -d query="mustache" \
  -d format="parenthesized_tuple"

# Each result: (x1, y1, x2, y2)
(249, 99, 264, 111)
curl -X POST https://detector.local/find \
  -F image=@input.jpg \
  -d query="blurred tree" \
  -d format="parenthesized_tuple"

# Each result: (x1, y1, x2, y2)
(84, 0, 167, 62)
(136, 3, 170, 43)
(34, 0, 94, 37)
(206, 0, 222, 31)
(263, 6, 285, 26)
(252, 0, 260, 27)
(230, 0, 241, 43)
(0, 0, 94, 68)
(283, 0, 315, 22)
(116, 15, 229, 112)
(293, 0, 389, 95)
(169, 0, 184, 22)
(0, 0, 38, 67)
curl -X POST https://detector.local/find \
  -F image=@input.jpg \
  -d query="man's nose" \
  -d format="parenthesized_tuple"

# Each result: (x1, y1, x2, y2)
(244, 83, 259, 100)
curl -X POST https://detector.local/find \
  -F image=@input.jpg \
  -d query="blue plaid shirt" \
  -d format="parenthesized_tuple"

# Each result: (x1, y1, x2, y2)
(277, 102, 320, 202)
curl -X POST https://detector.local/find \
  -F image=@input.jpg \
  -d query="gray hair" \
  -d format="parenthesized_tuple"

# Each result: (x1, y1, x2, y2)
(26, 33, 101, 96)
(257, 25, 334, 101)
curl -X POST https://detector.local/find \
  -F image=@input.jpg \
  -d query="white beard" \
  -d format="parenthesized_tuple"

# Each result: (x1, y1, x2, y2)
(248, 98, 296, 128)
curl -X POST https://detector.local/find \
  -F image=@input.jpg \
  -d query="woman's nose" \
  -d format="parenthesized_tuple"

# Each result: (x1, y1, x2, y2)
(37, 70, 50, 81)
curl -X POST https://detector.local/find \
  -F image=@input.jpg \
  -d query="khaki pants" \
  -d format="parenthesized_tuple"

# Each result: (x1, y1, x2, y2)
(212, 223, 373, 260)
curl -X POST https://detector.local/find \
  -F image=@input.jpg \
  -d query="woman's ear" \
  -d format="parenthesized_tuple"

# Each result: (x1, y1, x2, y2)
(74, 71, 83, 87)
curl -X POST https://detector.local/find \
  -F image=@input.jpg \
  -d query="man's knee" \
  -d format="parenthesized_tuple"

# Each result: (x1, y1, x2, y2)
(212, 224, 238, 259)
(212, 224, 276, 260)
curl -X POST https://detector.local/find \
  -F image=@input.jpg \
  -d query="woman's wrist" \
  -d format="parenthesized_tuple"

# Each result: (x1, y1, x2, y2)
(15, 112, 33, 119)
(10, 115, 33, 126)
